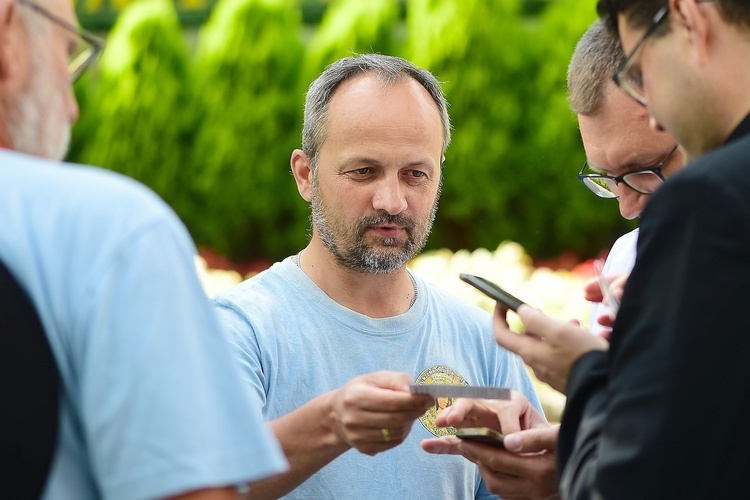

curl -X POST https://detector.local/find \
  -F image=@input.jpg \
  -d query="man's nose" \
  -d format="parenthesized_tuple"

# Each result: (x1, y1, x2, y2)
(372, 177, 407, 215)
(617, 184, 647, 220)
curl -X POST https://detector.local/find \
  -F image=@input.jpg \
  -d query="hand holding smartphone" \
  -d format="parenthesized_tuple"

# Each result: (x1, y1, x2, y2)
(593, 260, 621, 315)
(459, 273, 525, 312)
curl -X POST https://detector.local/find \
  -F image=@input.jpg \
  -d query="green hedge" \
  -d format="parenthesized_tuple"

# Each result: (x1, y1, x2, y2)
(76, 0, 194, 218)
(189, 0, 308, 260)
(69, 0, 634, 263)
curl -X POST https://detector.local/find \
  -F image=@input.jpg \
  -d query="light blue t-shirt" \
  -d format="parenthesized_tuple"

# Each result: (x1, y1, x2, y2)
(214, 258, 543, 500)
(0, 150, 287, 500)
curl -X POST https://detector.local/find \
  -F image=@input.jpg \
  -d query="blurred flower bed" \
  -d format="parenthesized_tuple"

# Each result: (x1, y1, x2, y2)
(196, 241, 597, 424)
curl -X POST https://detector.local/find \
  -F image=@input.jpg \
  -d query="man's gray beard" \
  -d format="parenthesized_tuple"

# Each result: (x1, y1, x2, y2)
(310, 180, 439, 275)
(7, 35, 71, 161)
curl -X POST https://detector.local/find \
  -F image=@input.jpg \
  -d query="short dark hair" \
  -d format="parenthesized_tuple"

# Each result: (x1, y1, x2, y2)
(596, 0, 665, 34)
(597, 0, 750, 35)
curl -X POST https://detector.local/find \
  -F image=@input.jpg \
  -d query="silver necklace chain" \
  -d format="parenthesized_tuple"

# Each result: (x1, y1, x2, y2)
(407, 272, 418, 308)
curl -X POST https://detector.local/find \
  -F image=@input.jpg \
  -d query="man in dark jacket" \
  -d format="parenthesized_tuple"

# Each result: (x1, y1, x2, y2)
(493, 1, 750, 498)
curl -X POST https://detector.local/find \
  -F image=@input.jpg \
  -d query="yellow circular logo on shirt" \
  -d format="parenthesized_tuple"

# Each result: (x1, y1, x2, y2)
(415, 365, 468, 437)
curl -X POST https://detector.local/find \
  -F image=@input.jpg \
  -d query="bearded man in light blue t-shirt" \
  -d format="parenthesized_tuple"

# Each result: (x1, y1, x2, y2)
(212, 53, 543, 499)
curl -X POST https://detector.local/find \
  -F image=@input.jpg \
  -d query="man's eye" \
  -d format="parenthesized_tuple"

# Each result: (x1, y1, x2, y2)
(344, 167, 372, 178)
(627, 69, 643, 88)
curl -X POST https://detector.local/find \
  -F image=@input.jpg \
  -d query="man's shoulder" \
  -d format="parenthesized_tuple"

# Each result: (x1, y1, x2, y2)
(647, 136, 750, 218)
(213, 260, 292, 312)
(611, 228, 639, 246)
(0, 151, 180, 232)
(603, 228, 639, 275)
(673, 134, 750, 184)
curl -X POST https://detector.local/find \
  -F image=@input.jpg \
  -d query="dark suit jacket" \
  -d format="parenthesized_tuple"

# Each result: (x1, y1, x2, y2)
(558, 114, 750, 499)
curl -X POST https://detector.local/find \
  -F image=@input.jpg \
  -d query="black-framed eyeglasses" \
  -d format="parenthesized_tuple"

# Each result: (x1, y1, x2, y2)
(577, 145, 679, 199)
(17, 0, 104, 82)
(614, 1, 715, 106)
(613, 6, 670, 107)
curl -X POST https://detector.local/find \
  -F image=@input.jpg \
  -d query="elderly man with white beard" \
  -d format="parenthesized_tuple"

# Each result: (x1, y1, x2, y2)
(0, 1, 286, 498)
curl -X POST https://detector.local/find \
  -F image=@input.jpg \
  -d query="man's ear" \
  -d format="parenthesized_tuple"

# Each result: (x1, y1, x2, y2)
(290, 149, 313, 202)
(669, 0, 712, 65)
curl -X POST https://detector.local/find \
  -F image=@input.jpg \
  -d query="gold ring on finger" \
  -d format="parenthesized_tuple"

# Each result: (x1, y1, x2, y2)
(381, 427, 391, 442)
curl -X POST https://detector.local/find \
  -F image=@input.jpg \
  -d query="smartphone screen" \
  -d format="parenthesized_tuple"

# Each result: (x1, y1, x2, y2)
(459, 273, 525, 312)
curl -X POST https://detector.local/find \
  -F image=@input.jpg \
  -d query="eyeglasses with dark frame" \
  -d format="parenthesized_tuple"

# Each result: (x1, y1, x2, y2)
(614, 1, 715, 106)
(577, 145, 679, 199)
(613, 6, 670, 106)
(17, 0, 104, 83)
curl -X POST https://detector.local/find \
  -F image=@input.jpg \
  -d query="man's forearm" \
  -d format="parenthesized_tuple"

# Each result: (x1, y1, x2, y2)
(248, 391, 349, 499)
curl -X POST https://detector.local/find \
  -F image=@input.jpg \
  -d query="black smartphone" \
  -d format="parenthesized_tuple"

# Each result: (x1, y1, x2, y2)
(459, 273, 525, 312)
(455, 427, 505, 448)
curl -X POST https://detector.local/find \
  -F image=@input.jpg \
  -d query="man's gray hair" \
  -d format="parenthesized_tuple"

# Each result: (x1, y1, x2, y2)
(567, 20, 625, 116)
(302, 53, 451, 169)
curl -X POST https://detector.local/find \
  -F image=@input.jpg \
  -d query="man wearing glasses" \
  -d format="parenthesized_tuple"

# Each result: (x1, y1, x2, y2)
(422, 20, 686, 499)
(489, 0, 750, 498)
(0, 1, 286, 498)
(570, 21, 685, 338)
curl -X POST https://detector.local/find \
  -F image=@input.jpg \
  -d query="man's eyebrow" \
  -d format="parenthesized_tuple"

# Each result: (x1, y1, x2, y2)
(338, 157, 383, 169)
(338, 157, 436, 169)
(403, 159, 436, 170)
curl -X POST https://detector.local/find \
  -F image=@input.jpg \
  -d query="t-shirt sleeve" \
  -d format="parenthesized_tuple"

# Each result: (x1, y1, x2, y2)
(212, 297, 270, 411)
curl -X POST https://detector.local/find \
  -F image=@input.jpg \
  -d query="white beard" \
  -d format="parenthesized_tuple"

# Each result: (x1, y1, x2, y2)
(7, 35, 71, 161)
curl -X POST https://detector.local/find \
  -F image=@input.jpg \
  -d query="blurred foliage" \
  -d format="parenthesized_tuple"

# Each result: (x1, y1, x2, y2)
(301, 0, 401, 85)
(74, 0, 194, 219)
(70, 0, 635, 264)
(189, 0, 308, 260)
(405, 0, 631, 258)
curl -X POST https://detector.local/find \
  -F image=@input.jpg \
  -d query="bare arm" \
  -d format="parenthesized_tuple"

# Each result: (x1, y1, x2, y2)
(165, 487, 246, 500)
(248, 371, 434, 499)
(245, 391, 347, 499)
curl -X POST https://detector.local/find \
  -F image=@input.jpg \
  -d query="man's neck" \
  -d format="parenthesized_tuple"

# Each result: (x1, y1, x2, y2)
(704, 28, 750, 153)
(296, 242, 417, 319)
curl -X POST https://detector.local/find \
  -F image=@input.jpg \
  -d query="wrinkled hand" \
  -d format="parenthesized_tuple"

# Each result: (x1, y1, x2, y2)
(331, 371, 434, 456)
(421, 393, 560, 499)
(494, 304, 608, 394)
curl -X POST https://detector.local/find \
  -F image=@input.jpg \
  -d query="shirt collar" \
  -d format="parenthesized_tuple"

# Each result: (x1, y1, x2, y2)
(726, 112, 750, 144)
